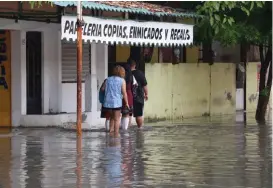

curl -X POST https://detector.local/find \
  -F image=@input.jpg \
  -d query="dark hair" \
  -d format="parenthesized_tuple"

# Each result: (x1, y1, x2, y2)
(124, 63, 133, 84)
(127, 58, 137, 67)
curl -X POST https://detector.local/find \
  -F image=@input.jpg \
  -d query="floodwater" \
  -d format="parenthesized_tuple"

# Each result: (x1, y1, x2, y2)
(0, 113, 271, 188)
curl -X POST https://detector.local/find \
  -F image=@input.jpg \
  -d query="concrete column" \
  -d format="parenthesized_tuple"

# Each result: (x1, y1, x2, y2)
(96, 43, 108, 110)
(91, 42, 98, 113)
(11, 30, 26, 126)
(85, 42, 108, 125)
(85, 44, 92, 112)
(85, 42, 98, 113)
(42, 30, 60, 113)
(57, 31, 62, 113)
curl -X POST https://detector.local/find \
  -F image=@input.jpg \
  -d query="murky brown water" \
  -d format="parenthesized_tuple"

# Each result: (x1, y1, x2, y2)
(0, 114, 271, 188)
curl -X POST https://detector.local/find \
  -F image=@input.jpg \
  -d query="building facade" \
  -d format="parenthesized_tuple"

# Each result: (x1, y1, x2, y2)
(0, 1, 270, 128)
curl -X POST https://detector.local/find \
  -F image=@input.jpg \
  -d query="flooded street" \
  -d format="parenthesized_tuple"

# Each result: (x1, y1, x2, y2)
(0, 114, 271, 188)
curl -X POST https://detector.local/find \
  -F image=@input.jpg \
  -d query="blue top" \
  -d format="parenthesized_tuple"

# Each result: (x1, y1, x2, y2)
(103, 76, 123, 108)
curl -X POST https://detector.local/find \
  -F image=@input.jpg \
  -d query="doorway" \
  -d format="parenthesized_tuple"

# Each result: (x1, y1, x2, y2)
(26, 32, 42, 114)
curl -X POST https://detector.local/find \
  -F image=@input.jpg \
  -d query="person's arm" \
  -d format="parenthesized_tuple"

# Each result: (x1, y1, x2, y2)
(121, 80, 129, 107)
(143, 85, 148, 101)
(100, 80, 106, 91)
(139, 71, 148, 101)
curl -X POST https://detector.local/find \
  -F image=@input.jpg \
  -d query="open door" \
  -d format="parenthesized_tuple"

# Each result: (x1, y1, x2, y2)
(26, 32, 42, 114)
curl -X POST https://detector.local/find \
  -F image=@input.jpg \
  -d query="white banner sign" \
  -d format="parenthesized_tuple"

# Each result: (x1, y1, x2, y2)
(61, 16, 194, 46)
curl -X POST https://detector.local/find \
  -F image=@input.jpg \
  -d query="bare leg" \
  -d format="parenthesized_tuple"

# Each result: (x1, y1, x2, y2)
(136, 116, 144, 128)
(114, 110, 121, 133)
(119, 113, 122, 128)
(109, 111, 115, 133)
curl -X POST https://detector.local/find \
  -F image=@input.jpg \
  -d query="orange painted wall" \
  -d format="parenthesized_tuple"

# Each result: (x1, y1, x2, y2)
(0, 30, 11, 127)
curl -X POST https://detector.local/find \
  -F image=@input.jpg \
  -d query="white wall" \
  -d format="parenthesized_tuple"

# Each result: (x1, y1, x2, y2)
(42, 30, 62, 114)
(96, 43, 108, 111)
(11, 30, 27, 126)
(61, 83, 85, 112)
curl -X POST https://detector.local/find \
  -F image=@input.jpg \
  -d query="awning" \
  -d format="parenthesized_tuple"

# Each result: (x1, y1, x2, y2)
(62, 16, 194, 46)
(52, 1, 200, 18)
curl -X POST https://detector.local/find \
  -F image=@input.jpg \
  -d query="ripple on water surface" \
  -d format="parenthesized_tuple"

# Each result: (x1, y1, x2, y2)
(0, 116, 271, 188)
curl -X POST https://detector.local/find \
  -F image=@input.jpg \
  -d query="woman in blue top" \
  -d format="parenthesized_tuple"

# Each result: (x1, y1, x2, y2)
(101, 65, 129, 133)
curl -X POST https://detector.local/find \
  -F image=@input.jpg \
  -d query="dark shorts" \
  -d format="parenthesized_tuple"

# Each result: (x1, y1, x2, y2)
(101, 106, 121, 118)
(133, 102, 144, 117)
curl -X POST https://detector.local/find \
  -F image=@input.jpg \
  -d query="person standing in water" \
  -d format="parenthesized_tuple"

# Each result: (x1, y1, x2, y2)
(100, 65, 129, 133)
(130, 59, 148, 128)
(120, 63, 137, 130)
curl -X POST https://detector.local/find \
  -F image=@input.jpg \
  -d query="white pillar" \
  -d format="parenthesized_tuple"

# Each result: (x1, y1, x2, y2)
(91, 42, 98, 113)
(57, 31, 62, 113)
(42, 31, 50, 114)
(42, 30, 60, 113)
(96, 43, 108, 110)
(85, 42, 108, 125)
(11, 30, 26, 126)
(85, 44, 92, 112)
(85, 42, 98, 114)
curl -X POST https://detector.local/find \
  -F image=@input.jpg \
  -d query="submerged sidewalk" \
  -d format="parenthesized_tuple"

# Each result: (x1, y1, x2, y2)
(17, 111, 272, 132)
(1, 112, 271, 188)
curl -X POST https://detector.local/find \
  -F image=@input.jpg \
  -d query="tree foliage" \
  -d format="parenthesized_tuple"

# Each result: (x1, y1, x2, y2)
(195, 1, 272, 122)
(195, 1, 271, 47)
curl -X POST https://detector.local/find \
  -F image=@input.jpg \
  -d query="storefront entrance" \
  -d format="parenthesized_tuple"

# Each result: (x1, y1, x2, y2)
(26, 32, 42, 114)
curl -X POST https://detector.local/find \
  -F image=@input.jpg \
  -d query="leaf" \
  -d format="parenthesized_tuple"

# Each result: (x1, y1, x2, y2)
(223, 17, 227, 23)
(256, 1, 263, 8)
(228, 18, 233, 26)
(228, 2, 235, 10)
(250, 1, 254, 10)
(210, 17, 214, 26)
(214, 14, 220, 21)
(241, 6, 250, 16)
(215, 25, 219, 34)
(213, 3, 220, 11)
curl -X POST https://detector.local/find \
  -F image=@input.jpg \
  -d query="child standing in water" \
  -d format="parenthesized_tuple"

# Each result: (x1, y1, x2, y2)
(120, 60, 137, 130)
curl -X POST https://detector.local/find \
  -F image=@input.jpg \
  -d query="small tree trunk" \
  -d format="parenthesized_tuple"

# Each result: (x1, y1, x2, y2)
(255, 46, 272, 123)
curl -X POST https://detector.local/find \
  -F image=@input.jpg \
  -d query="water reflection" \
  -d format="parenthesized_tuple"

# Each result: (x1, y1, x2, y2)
(0, 115, 271, 188)
(104, 133, 122, 187)
(25, 135, 43, 188)
(0, 128, 11, 188)
(76, 135, 82, 188)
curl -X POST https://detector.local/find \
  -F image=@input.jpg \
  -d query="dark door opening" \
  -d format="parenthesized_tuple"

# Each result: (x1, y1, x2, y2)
(26, 32, 42, 114)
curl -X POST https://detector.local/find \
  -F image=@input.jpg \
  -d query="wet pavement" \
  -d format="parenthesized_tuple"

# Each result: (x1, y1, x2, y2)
(0, 113, 271, 188)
